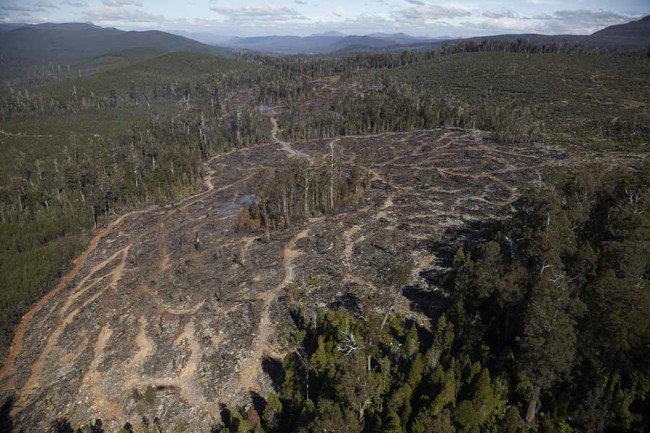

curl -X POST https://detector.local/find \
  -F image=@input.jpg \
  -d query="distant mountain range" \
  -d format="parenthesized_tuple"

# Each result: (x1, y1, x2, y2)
(0, 15, 647, 80)
(220, 16, 649, 54)
(356, 15, 650, 53)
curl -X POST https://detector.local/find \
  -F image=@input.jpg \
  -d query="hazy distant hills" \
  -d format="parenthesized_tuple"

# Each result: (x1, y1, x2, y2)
(0, 15, 647, 81)
(225, 35, 343, 54)
(222, 33, 442, 55)
(209, 17, 649, 55)
(372, 15, 650, 53)
(0, 22, 227, 76)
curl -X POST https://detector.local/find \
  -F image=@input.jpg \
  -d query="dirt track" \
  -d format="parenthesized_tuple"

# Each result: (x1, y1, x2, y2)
(2, 126, 640, 431)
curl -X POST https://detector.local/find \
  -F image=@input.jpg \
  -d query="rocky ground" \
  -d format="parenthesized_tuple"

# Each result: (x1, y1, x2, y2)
(0, 126, 642, 431)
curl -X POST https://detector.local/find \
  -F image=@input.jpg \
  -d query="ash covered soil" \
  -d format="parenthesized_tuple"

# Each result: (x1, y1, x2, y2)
(0, 129, 641, 431)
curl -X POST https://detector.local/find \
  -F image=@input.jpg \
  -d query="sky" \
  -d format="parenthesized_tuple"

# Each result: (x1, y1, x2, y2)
(0, 0, 648, 38)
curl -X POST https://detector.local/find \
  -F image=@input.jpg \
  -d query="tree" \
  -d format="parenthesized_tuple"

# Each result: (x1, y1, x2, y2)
(520, 277, 580, 423)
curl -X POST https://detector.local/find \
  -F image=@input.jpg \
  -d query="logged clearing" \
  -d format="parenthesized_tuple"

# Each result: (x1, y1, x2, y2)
(0, 127, 643, 431)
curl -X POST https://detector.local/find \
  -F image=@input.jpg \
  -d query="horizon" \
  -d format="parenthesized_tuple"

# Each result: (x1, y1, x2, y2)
(0, 1, 648, 39)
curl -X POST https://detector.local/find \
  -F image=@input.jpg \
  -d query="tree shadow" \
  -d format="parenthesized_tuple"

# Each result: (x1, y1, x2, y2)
(402, 285, 452, 322)
(262, 357, 286, 392)
(249, 391, 267, 415)
(0, 396, 14, 433)
(219, 403, 231, 427)
(421, 218, 505, 289)
(328, 292, 363, 317)
(451, 218, 503, 245)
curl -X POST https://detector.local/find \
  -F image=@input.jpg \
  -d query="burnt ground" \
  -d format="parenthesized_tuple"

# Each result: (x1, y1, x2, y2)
(0, 127, 645, 431)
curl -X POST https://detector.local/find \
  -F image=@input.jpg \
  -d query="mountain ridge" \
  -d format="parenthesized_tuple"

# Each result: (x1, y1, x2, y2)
(0, 23, 229, 79)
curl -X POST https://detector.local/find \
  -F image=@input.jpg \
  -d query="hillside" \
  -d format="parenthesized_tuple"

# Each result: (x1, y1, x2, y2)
(0, 23, 228, 79)
(388, 52, 650, 144)
(593, 14, 650, 38)
(330, 35, 406, 52)
(35, 51, 260, 98)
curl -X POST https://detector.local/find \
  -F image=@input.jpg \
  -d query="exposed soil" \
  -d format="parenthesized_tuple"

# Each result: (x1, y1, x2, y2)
(0, 127, 644, 431)
(238, 228, 310, 394)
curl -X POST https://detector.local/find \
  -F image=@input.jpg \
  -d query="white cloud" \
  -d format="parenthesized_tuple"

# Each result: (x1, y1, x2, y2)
(548, 9, 630, 31)
(63, 0, 89, 7)
(83, 8, 165, 24)
(464, 9, 638, 35)
(211, 5, 308, 24)
(101, 0, 143, 8)
(481, 10, 518, 19)
(1, 5, 45, 13)
(33, 1, 58, 8)
(391, 4, 471, 23)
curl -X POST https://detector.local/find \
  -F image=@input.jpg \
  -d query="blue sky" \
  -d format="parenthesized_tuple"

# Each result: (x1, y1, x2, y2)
(0, 0, 648, 37)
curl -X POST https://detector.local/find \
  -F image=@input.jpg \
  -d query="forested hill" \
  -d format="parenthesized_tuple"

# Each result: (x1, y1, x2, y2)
(0, 23, 228, 78)
(33, 51, 260, 99)
(593, 15, 650, 38)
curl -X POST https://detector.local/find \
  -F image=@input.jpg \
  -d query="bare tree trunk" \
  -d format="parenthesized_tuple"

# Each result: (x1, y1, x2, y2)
(329, 143, 335, 211)
(526, 386, 540, 424)
(380, 305, 394, 330)
(262, 207, 270, 242)
(303, 172, 309, 218)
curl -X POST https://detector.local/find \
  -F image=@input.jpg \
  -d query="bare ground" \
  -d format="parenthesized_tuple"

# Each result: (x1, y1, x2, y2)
(0, 128, 644, 431)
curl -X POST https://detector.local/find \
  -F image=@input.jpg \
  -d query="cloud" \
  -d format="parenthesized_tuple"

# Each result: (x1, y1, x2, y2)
(63, 0, 89, 7)
(345, 13, 392, 26)
(33, 1, 58, 8)
(294, 0, 308, 4)
(405, 0, 426, 5)
(525, 9, 634, 34)
(464, 9, 638, 36)
(83, 8, 166, 24)
(391, 4, 471, 23)
(549, 9, 629, 28)
(1, 5, 45, 13)
(211, 5, 308, 24)
(101, 0, 143, 7)
(481, 10, 517, 20)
